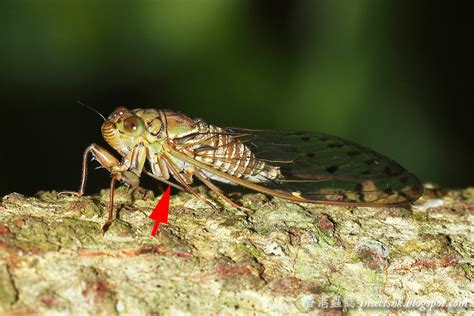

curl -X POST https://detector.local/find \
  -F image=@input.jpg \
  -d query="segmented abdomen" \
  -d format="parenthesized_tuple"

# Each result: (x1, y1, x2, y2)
(181, 122, 280, 183)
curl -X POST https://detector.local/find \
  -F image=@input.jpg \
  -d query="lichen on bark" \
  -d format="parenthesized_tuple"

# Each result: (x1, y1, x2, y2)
(0, 186, 472, 314)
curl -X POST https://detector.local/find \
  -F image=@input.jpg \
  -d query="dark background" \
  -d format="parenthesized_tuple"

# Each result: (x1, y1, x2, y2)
(1, 1, 473, 197)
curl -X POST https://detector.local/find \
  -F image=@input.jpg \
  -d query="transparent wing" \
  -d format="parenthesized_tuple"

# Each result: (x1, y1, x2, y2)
(172, 128, 424, 206)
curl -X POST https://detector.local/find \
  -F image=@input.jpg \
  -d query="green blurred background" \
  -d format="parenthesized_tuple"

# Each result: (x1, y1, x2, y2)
(1, 1, 472, 196)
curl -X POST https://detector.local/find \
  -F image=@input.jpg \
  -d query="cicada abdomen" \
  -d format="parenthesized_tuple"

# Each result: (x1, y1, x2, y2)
(172, 121, 281, 184)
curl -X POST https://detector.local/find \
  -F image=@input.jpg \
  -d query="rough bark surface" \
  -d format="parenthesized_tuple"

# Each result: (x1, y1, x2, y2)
(0, 186, 472, 315)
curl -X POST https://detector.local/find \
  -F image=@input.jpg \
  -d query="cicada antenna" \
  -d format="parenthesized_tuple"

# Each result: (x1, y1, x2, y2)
(77, 100, 106, 122)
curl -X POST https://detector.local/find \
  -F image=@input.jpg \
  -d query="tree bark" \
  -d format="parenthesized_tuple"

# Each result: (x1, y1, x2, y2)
(0, 186, 472, 314)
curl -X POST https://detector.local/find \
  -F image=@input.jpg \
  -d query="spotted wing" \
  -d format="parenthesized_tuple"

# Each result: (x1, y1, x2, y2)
(171, 128, 424, 206)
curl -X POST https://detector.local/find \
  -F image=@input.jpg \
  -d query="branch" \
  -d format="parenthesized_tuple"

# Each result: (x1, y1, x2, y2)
(0, 186, 472, 313)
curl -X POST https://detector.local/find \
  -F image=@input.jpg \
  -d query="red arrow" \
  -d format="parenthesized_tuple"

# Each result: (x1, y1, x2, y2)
(149, 186, 171, 236)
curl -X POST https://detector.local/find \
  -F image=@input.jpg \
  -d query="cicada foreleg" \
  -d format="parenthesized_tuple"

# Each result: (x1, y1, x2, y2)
(59, 144, 124, 196)
(59, 143, 144, 226)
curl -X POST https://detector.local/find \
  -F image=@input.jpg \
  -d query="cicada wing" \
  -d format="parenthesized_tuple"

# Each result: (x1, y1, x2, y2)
(169, 128, 424, 206)
(233, 129, 424, 205)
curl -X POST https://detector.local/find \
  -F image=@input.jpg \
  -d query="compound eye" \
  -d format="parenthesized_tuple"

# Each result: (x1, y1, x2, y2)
(123, 116, 143, 135)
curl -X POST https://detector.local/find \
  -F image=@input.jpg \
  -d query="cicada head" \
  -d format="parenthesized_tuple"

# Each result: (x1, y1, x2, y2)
(101, 106, 147, 156)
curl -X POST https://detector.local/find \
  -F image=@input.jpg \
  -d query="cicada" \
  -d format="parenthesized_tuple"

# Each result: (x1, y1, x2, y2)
(61, 107, 423, 226)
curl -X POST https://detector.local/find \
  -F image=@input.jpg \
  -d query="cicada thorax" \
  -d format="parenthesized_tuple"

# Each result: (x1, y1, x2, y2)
(169, 118, 281, 184)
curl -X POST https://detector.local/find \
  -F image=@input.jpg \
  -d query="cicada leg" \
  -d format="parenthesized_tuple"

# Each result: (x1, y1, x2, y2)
(59, 144, 141, 227)
(143, 170, 185, 191)
(160, 154, 219, 210)
(59, 144, 121, 197)
(160, 153, 240, 209)
(193, 170, 241, 209)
